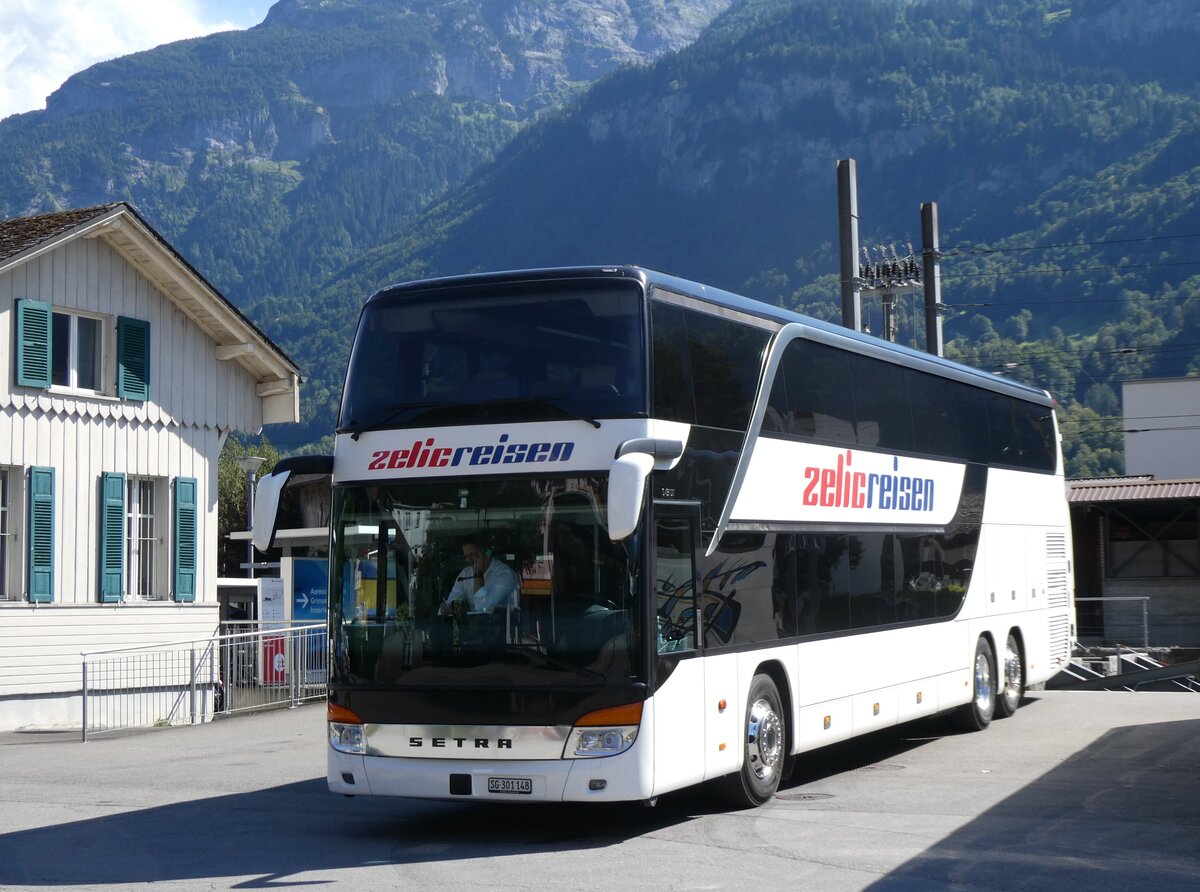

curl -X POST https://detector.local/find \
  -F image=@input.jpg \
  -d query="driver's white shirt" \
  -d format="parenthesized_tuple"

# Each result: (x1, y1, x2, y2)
(444, 557, 520, 612)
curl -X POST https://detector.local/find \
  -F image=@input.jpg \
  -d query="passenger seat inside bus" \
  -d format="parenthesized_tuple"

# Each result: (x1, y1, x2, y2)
(549, 602, 627, 666)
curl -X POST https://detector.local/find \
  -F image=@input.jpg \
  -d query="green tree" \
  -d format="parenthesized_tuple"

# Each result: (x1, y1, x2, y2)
(218, 436, 281, 577)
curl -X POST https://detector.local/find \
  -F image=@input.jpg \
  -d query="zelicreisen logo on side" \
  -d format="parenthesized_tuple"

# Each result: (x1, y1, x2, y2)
(803, 450, 936, 513)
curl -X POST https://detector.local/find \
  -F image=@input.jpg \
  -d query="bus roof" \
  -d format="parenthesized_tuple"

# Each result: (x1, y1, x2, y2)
(368, 265, 1053, 406)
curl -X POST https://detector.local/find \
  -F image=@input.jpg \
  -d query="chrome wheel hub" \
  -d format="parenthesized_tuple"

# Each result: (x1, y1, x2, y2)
(974, 651, 993, 712)
(1003, 646, 1022, 701)
(747, 698, 783, 781)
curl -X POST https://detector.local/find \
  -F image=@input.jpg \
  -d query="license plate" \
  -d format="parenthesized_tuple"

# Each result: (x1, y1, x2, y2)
(487, 776, 532, 795)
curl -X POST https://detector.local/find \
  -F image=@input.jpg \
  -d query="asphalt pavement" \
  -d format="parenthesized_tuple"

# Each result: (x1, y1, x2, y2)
(1, 690, 1198, 890)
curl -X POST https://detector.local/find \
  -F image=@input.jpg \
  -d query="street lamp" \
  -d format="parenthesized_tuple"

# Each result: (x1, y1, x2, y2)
(236, 456, 267, 578)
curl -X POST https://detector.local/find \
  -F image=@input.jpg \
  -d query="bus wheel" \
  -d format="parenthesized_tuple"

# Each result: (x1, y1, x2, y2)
(725, 674, 785, 807)
(995, 633, 1024, 718)
(955, 637, 996, 732)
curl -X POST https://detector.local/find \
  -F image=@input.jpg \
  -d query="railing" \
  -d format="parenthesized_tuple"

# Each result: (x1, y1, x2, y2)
(81, 622, 326, 741)
(1075, 596, 1150, 650)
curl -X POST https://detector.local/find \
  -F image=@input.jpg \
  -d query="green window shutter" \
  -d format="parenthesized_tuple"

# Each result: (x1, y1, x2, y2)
(99, 472, 126, 603)
(27, 467, 55, 603)
(16, 300, 52, 388)
(117, 316, 150, 401)
(173, 477, 197, 602)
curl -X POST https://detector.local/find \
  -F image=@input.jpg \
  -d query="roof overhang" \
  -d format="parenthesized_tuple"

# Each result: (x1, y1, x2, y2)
(1, 203, 301, 425)
(1067, 477, 1200, 503)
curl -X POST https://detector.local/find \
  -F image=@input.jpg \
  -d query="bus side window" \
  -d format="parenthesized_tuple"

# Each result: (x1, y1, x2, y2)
(655, 515, 697, 653)
(683, 310, 771, 431)
(783, 341, 855, 442)
(849, 354, 915, 452)
(650, 302, 696, 424)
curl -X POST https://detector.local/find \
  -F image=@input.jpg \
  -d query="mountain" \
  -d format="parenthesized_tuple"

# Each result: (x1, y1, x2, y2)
(299, 0, 1200, 473)
(0, 0, 732, 305)
(4, 0, 1199, 476)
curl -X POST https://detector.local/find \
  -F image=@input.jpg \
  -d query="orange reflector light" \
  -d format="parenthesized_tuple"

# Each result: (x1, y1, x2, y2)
(328, 701, 363, 724)
(719, 743, 727, 751)
(575, 702, 644, 727)
(823, 715, 831, 730)
(718, 699, 727, 712)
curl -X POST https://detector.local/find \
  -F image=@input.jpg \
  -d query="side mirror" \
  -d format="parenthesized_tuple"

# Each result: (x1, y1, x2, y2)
(251, 455, 333, 553)
(607, 452, 656, 542)
(606, 438, 684, 542)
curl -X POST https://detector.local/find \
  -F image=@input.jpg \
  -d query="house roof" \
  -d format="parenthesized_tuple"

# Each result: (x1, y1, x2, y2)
(0, 202, 300, 421)
(1067, 476, 1200, 503)
(0, 204, 120, 260)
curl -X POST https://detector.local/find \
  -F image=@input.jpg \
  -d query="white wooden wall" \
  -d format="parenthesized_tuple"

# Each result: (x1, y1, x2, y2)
(0, 235, 265, 431)
(0, 413, 222, 605)
(0, 603, 220, 698)
(0, 232, 274, 719)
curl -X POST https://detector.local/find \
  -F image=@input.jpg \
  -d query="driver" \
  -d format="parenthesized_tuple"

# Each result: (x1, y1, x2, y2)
(438, 534, 520, 615)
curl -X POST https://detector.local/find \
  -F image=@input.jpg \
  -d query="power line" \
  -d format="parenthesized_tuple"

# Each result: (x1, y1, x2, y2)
(942, 231, 1200, 256)
(1059, 411, 1200, 427)
(946, 294, 1193, 307)
(941, 258, 1200, 281)
(977, 342, 1200, 368)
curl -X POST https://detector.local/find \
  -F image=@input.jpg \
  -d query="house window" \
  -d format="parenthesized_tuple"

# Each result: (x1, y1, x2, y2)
(16, 300, 149, 401)
(127, 478, 161, 599)
(52, 310, 103, 391)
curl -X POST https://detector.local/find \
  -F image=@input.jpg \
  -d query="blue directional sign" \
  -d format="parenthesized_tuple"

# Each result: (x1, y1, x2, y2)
(292, 557, 329, 622)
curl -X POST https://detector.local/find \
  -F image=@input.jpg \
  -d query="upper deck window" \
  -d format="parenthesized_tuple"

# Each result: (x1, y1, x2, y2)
(649, 300, 771, 432)
(340, 279, 646, 432)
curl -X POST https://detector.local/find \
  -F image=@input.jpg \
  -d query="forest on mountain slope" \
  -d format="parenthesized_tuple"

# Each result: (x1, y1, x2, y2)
(3, 0, 1198, 477)
(0, 0, 730, 307)
(288, 0, 1200, 476)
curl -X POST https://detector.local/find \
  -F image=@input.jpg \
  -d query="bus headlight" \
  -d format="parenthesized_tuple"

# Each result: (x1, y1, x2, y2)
(328, 701, 366, 754)
(565, 701, 643, 759)
(568, 725, 638, 758)
(329, 722, 366, 754)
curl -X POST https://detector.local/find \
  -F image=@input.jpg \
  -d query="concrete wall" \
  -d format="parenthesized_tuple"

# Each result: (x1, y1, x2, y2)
(1123, 378, 1200, 479)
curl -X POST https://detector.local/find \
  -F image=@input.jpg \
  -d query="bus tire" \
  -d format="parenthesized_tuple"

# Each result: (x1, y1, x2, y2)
(995, 633, 1024, 718)
(955, 636, 996, 732)
(724, 673, 785, 807)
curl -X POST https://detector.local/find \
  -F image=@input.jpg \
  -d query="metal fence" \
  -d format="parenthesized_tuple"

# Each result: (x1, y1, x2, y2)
(81, 622, 326, 741)
(1075, 596, 1150, 649)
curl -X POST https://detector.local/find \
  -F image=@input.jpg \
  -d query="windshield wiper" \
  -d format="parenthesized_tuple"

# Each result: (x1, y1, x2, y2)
(340, 403, 449, 440)
(488, 397, 602, 429)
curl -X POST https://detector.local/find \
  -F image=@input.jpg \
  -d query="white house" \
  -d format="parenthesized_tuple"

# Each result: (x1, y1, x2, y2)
(0, 203, 300, 731)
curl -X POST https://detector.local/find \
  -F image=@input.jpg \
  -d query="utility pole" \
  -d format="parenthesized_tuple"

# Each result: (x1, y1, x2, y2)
(836, 159, 945, 357)
(921, 202, 944, 357)
(837, 159, 862, 332)
(236, 455, 267, 578)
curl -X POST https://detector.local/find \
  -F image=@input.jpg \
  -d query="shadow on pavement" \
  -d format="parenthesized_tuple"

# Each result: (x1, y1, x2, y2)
(868, 715, 1200, 889)
(0, 705, 1064, 887)
(0, 775, 722, 886)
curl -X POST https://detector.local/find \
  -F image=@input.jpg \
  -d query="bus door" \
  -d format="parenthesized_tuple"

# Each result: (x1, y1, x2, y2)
(650, 502, 707, 792)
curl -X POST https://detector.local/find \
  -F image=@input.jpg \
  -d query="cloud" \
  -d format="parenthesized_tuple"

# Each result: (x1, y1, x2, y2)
(0, 0, 248, 120)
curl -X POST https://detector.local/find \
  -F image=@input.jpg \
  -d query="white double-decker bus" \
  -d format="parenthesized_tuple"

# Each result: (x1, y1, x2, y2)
(255, 266, 1074, 807)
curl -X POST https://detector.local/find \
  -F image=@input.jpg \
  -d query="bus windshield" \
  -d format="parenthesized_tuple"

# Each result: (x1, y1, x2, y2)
(330, 476, 642, 688)
(339, 279, 647, 433)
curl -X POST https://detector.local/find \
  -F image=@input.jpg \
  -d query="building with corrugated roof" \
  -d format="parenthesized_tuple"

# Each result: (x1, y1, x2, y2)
(1068, 474, 1200, 650)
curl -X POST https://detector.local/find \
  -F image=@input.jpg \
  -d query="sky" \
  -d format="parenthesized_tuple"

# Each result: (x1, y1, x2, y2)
(0, 0, 276, 121)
